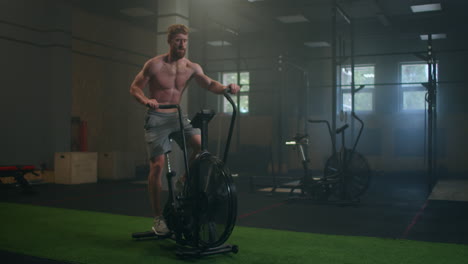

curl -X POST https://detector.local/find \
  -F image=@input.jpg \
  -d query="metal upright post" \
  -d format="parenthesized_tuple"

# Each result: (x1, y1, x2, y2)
(426, 34, 438, 192)
(236, 29, 241, 152)
(335, 3, 353, 201)
(304, 71, 310, 136)
(427, 35, 433, 192)
(331, 1, 337, 152)
(432, 47, 438, 189)
(350, 13, 355, 141)
(334, 3, 352, 151)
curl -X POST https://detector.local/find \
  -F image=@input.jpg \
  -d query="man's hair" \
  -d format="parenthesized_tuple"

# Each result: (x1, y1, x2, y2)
(167, 24, 189, 42)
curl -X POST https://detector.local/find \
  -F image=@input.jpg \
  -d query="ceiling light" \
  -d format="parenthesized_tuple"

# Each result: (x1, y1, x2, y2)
(120, 7, 155, 17)
(304, 41, 330, 48)
(207, 41, 232, 47)
(276, 15, 308, 23)
(225, 27, 239, 36)
(420, 33, 446, 40)
(410, 3, 442, 13)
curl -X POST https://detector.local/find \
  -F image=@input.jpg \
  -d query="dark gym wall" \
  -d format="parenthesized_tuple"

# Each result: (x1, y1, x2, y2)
(0, 0, 156, 169)
(71, 7, 157, 168)
(0, 0, 72, 167)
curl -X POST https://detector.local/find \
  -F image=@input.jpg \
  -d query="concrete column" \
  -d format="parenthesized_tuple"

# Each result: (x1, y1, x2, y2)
(157, 0, 190, 54)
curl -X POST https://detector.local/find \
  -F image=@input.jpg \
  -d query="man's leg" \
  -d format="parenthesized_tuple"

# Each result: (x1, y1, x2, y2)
(175, 134, 201, 191)
(187, 134, 202, 161)
(148, 154, 170, 235)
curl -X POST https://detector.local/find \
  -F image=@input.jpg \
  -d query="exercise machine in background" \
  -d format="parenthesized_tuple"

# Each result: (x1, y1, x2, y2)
(285, 109, 371, 203)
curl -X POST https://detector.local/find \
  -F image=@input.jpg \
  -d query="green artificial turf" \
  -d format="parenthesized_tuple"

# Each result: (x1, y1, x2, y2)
(0, 202, 467, 263)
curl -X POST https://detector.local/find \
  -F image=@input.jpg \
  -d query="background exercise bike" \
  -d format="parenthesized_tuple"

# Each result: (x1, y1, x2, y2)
(132, 89, 238, 257)
(285, 110, 371, 203)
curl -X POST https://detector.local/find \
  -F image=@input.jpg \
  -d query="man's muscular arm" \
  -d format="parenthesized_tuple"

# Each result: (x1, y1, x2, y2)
(130, 61, 159, 108)
(193, 63, 240, 94)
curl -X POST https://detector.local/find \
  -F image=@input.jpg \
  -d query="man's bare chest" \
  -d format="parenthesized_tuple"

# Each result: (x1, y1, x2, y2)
(155, 64, 192, 84)
(163, 62, 193, 76)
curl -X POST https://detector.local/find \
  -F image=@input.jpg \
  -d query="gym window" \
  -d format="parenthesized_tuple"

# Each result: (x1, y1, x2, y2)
(340, 65, 375, 112)
(221, 72, 250, 114)
(400, 62, 437, 111)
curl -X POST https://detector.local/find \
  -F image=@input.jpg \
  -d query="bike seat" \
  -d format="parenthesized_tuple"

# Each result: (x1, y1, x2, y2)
(286, 134, 309, 146)
(293, 134, 309, 144)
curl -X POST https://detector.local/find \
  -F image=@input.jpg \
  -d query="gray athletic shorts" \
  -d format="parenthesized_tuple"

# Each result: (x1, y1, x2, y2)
(144, 110, 200, 160)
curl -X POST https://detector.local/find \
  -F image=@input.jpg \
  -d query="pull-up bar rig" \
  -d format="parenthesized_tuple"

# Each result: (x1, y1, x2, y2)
(414, 34, 438, 193)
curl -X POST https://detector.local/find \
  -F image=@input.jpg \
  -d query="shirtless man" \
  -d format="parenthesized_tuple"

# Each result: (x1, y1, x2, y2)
(130, 24, 240, 236)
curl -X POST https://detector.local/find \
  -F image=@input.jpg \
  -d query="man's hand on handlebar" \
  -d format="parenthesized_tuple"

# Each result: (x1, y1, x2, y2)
(226, 84, 241, 94)
(146, 99, 159, 109)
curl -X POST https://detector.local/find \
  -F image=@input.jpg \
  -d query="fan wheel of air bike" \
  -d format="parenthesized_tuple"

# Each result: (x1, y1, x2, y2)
(184, 152, 237, 248)
(324, 149, 371, 200)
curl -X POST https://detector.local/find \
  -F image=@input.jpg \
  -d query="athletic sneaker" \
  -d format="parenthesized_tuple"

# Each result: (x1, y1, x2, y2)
(152, 216, 170, 236)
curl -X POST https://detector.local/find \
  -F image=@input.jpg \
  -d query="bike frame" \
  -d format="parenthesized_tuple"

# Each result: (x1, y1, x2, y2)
(158, 89, 238, 254)
(287, 111, 365, 199)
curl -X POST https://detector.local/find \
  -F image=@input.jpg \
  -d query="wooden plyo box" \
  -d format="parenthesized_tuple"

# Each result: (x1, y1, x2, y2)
(98, 152, 135, 181)
(54, 152, 97, 184)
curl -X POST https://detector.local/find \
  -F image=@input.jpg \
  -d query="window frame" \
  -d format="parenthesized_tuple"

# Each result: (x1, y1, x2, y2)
(219, 71, 250, 114)
(399, 61, 437, 112)
(339, 64, 376, 113)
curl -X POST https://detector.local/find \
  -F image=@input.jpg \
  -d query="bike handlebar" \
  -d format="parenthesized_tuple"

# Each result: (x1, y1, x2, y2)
(351, 111, 365, 153)
(308, 112, 363, 154)
(158, 104, 179, 109)
(308, 119, 334, 138)
(351, 111, 363, 126)
(224, 87, 232, 94)
(147, 88, 232, 110)
(145, 103, 179, 110)
(335, 124, 349, 134)
(222, 88, 237, 164)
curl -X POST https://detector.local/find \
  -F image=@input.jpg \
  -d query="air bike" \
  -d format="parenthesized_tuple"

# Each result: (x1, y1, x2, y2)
(284, 110, 371, 204)
(132, 89, 238, 258)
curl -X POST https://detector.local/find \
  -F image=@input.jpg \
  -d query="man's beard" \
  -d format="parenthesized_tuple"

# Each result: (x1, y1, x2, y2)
(171, 48, 186, 60)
